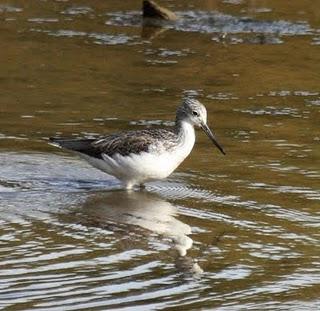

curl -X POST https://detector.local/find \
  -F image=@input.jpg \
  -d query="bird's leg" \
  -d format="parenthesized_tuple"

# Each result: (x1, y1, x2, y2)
(124, 181, 134, 190)
(123, 181, 145, 191)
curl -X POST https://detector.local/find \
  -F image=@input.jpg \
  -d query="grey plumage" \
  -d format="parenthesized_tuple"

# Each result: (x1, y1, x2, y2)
(49, 98, 225, 189)
(49, 137, 103, 158)
(50, 128, 179, 159)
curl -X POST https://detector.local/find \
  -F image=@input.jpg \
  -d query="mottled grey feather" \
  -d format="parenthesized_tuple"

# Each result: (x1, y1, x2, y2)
(50, 128, 179, 159)
(49, 137, 103, 158)
(93, 128, 178, 156)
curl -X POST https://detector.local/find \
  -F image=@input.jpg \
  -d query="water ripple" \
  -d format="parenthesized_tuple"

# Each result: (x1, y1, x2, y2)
(107, 10, 313, 36)
(0, 4, 22, 13)
(61, 6, 93, 16)
(30, 28, 134, 46)
(0, 152, 319, 309)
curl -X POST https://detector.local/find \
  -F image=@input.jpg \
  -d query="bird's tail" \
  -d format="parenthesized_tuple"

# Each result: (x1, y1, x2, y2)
(49, 137, 96, 152)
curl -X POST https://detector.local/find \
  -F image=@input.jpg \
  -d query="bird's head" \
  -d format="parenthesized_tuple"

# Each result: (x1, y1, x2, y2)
(176, 98, 226, 155)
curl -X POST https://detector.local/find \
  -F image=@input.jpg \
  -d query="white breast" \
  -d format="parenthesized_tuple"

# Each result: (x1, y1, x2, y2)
(120, 121, 196, 181)
(79, 121, 196, 187)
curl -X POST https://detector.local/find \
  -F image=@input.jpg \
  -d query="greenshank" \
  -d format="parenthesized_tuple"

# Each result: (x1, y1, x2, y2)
(50, 98, 225, 189)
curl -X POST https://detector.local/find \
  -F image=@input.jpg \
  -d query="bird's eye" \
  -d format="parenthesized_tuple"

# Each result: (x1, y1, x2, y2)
(192, 111, 199, 116)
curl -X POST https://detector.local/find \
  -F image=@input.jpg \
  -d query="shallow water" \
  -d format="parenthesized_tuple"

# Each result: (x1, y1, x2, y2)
(1, 1, 320, 310)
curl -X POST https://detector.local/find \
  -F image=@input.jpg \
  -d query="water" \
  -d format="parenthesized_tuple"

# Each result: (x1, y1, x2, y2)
(1, 0, 320, 310)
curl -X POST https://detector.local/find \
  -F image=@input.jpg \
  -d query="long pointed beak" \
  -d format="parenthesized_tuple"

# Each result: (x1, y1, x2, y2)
(201, 123, 226, 155)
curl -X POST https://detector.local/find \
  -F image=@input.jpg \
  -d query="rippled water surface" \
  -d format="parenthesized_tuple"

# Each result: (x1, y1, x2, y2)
(1, 1, 320, 310)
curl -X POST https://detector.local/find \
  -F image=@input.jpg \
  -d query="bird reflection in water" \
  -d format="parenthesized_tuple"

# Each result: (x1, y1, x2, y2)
(82, 190, 203, 275)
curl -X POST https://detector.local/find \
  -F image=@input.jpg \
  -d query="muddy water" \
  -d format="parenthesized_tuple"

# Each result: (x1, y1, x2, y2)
(1, 0, 320, 310)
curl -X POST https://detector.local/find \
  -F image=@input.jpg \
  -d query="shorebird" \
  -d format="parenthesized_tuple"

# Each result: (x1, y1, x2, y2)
(50, 98, 225, 189)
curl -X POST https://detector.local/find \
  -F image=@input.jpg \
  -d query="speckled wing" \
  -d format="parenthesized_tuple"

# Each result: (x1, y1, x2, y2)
(49, 137, 103, 158)
(92, 129, 177, 157)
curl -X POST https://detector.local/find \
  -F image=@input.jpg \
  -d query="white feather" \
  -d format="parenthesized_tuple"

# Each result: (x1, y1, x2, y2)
(78, 121, 195, 189)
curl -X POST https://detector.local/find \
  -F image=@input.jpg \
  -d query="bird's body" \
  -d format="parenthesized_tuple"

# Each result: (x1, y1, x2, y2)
(50, 98, 225, 189)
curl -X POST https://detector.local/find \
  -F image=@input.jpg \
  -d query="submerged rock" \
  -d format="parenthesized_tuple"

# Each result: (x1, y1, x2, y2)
(142, 0, 178, 21)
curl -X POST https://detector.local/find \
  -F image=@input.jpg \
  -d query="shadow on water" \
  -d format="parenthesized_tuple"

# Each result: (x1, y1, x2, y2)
(0, 151, 203, 272)
(78, 191, 203, 273)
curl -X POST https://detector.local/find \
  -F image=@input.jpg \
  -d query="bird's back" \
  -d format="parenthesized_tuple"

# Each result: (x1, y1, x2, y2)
(50, 128, 178, 159)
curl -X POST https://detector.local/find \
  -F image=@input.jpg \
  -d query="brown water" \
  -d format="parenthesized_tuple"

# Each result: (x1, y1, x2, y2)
(1, 1, 320, 310)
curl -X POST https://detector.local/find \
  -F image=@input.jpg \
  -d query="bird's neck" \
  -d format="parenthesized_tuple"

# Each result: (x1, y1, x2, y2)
(175, 119, 195, 145)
